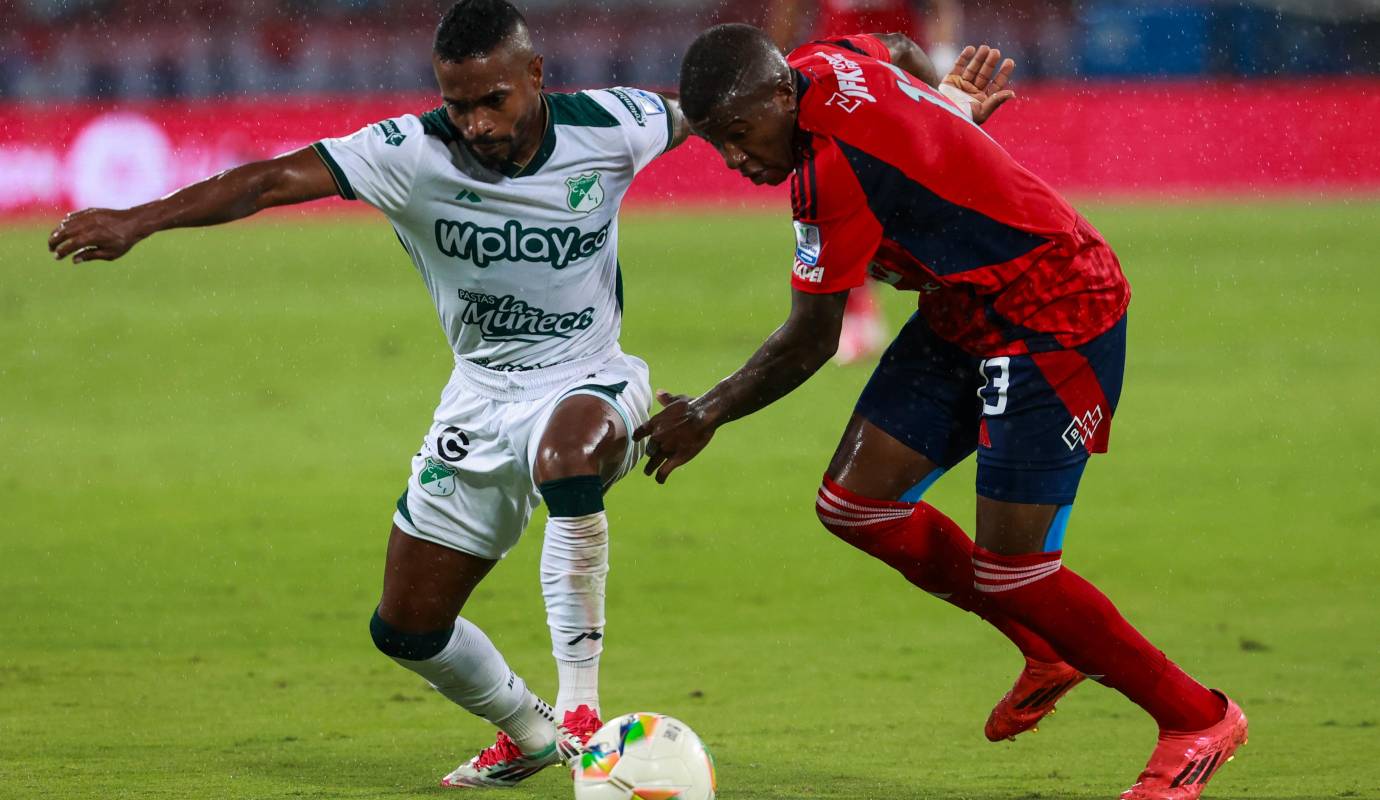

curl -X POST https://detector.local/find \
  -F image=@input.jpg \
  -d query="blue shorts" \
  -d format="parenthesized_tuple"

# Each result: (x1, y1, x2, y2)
(855, 314, 1127, 506)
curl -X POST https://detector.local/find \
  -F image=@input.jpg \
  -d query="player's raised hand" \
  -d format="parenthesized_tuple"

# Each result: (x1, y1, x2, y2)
(633, 390, 717, 485)
(944, 45, 1016, 125)
(48, 208, 146, 263)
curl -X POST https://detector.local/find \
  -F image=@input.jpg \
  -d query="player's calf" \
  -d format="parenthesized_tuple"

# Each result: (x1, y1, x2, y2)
(538, 474, 609, 718)
(814, 476, 959, 595)
(816, 476, 1070, 689)
(532, 389, 642, 720)
(971, 545, 1228, 734)
(371, 610, 566, 785)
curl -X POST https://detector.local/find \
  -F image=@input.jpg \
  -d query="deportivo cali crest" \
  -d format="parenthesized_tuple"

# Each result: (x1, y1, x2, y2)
(418, 457, 457, 496)
(566, 173, 604, 214)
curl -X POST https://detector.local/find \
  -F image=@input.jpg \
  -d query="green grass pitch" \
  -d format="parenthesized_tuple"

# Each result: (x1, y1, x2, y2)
(2, 202, 1378, 799)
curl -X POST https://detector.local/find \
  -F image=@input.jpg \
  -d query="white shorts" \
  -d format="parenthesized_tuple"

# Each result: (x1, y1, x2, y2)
(393, 348, 651, 560)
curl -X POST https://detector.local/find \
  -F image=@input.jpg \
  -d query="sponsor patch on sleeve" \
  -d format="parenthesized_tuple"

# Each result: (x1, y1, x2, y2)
(606, 89, 646, 126)
(792, 221, 825, 282)
(793, 221, 821, 266)
(793, 261, 825, 283)
(372, 118, 407, 147)
(624, 88, 666, 116)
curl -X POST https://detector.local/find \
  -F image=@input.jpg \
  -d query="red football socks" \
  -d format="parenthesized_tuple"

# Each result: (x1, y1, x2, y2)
(972, 545, 1227, 732)
(816, 477, 1062, 664)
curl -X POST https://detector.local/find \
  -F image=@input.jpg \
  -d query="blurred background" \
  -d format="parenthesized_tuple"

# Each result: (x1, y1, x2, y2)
(2, 0, 1380, 213)
(3, 0, 1380, 215)
(4, 0, 1380, 99)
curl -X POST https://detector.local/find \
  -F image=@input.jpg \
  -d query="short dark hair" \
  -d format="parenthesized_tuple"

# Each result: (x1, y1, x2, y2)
(434, 0, 528, 63)
(679, 23, 785, 122)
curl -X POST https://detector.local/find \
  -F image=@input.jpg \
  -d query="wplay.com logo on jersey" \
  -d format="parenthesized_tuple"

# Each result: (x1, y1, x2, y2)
(434, 218, 610, 269)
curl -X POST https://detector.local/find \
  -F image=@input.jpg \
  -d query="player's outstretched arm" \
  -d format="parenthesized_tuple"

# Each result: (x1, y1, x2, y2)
(47, 147, 338, 264)
(633, 288, 848, 483)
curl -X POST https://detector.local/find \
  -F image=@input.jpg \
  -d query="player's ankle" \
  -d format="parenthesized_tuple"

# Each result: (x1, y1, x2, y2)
(494, 693, 559, 754)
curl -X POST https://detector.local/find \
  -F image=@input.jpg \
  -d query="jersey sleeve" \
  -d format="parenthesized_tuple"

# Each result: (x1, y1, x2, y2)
(789, 139, 883, 294)
(311, 114, 425, 215)
(587, 87, 674, 173)
(811, 34, 892, 63)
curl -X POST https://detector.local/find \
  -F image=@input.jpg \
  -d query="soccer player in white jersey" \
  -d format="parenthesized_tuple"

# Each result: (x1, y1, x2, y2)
(47, 0, 689, 787)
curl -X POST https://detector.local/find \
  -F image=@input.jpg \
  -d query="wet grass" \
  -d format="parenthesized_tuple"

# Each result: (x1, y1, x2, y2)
(2, 201, 1377, 798)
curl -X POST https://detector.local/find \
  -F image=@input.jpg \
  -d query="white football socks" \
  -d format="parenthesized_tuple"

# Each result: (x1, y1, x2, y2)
(555, 656, 600, 716)
(391, 616, 557, 753)
(541, 509, 608, 716)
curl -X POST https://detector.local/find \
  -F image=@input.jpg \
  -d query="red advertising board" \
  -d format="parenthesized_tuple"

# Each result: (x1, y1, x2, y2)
(2, 80, 1376, 221)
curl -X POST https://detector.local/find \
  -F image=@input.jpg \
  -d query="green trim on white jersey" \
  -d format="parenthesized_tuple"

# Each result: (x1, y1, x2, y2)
(311, 141, 356, 200)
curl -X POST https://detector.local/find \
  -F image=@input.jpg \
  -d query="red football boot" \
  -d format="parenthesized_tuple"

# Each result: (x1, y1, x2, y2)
(558, 704, 603, 749)
(985, 657, 1086, 742)
(1121, 692, 1248, 800)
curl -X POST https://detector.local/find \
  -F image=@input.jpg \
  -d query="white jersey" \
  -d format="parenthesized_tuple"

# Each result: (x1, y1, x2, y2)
(314, 87, 672, 370)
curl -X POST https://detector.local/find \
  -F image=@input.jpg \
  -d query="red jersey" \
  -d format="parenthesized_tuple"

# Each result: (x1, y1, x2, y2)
(786, 35, 1130, 356)
(816, 0, 917, 39)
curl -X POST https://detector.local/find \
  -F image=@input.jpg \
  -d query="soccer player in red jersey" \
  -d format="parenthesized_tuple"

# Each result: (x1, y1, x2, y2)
(766, 0, 962, 364)
(636, 24, 1248, 799)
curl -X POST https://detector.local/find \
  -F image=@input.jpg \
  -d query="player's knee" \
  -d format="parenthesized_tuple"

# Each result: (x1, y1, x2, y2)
(815, 482, 855, 539)
(369, 607, 454, 662)
(814, 479, 909, 543)
(815, 495, 846, 536)
(533, 444, 604, 485)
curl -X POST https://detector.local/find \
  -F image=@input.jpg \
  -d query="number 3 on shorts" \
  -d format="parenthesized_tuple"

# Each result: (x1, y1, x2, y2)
(979, 356, 1010, 415)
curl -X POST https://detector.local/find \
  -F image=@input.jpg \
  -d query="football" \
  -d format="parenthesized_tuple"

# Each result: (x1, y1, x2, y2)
(572, 712, 716, 800)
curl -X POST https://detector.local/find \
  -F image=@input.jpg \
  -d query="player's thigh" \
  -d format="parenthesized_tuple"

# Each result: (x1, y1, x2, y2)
(531, 394, 627, 484)
(840, 313, 981, 499)
(395, 382, 541, 564)
(528, 353, 651, 488)
(827, 415, 941, 500)
(377, 524, 497, 632)
(973, 317, 1127, 554)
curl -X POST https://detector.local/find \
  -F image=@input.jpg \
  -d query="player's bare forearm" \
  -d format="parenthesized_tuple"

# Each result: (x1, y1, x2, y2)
(48, 147, 337, 263)
(634, 289, 846, 484)
(138, 148, 337, 232)
(693, 291, 847, 427)
(875, 32, 941, 88)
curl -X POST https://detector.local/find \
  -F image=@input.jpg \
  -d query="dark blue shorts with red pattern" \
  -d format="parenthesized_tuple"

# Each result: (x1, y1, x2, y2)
(855, 312, 1127, 506)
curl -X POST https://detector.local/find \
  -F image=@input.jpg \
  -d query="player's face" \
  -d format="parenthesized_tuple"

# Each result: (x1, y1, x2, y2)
(692, 84, 797, 186)
(433, 43, 544, 171)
